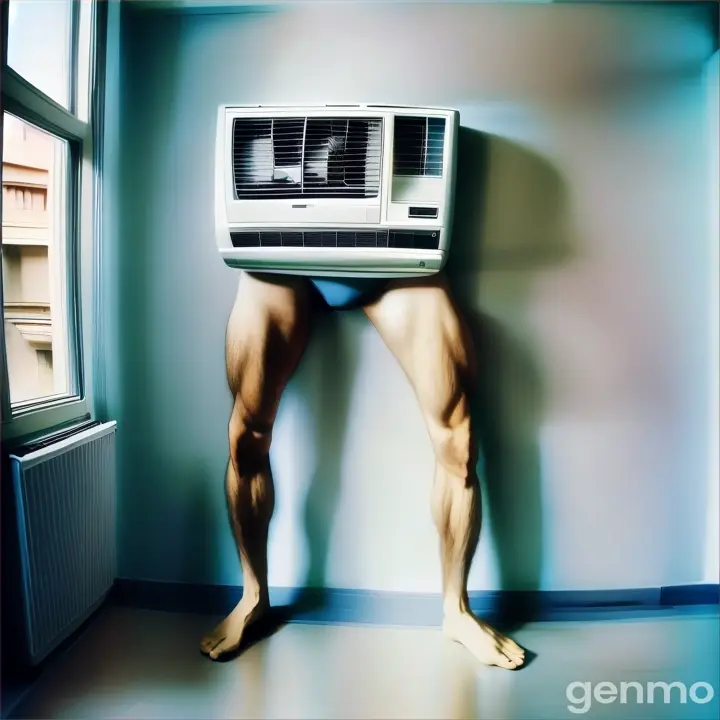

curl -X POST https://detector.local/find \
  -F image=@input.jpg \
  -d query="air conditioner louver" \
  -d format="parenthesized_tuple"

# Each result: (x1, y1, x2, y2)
(233, 117, 383, 199)
(230, 229, 440, 250)
(393, 116, 446, 177)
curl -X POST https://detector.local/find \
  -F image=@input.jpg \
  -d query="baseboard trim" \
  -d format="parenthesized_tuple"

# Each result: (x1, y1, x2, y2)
(112, 580, 719, 626)
(660, 583, 720, 606)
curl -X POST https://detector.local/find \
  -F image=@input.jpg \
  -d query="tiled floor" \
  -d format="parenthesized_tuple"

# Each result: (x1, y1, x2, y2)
(8, 606, 720, 719)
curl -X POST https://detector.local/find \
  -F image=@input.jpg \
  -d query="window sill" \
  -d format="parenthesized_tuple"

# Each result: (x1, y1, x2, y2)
(2, 397, 90, 443)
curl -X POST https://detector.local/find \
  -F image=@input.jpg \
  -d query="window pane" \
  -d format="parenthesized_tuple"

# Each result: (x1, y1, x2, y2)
(7, 0, 73, 109)
(2, 113, 73, 406)
(75, 0, 94, 122)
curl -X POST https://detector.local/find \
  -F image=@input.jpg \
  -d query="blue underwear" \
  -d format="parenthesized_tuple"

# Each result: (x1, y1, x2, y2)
(310, 277, 389, 310)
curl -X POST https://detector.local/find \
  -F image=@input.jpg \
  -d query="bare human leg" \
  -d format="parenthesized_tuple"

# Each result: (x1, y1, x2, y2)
(364, 275, 526, 670)
(200, 272, 313, 660)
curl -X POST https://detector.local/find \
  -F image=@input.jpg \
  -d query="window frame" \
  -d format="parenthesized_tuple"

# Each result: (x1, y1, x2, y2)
(1, 0, 104, 442)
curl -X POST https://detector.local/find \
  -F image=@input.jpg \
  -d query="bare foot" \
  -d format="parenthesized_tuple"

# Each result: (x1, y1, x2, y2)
(443, 610, 526, 670)
(200, 597, 268, 660)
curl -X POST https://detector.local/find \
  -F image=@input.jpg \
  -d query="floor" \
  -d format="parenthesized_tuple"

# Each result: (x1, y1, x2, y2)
(7, 606, 720, 719)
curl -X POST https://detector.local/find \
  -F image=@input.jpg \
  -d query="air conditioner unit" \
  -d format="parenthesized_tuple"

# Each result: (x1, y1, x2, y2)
(215, 104, 459, 278)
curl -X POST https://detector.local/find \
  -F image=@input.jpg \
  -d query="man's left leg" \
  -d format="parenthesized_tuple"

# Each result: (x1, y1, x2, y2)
(364, 275, 526, 670)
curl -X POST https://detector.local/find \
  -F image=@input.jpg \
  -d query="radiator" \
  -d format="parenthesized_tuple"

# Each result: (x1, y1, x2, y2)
(9, 421, 117, 665)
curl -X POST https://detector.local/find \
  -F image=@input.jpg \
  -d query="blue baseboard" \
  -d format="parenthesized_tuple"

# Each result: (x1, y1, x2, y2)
(112, 580, 719, 626)
(660, 583, 720, 606)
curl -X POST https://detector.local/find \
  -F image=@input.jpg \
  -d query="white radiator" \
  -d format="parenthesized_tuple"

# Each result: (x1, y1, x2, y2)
(9, 421, 117, 665)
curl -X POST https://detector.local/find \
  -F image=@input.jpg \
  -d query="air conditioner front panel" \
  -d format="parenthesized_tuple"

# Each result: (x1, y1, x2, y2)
(230, 115, 384, 201)
(216, 104, 459, 277)
(226, 113, 384, 226)
(226, 201, 376, 225)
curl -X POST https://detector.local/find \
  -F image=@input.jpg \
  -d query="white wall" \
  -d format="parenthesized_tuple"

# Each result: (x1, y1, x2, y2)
(104, 1, 718, 593)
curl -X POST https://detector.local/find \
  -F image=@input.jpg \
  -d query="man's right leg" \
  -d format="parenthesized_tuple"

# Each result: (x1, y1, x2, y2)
(200, 272, 313, 661)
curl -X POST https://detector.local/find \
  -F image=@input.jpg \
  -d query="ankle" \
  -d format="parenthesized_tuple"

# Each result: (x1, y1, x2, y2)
(443, 596, 470, 619)
(241, 586, 269, 610)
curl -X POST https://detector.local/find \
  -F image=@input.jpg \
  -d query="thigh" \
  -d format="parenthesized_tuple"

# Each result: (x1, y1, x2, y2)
(226, 271, 313, 426)
(363, 274, 476, 429)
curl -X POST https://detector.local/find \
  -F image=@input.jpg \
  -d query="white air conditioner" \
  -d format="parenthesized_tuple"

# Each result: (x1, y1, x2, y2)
(215, 104, 459, 278)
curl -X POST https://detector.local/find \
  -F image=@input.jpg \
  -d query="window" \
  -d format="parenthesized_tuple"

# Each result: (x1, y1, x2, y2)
(1, 0, 100, 440)
(6, 0, 74, 110)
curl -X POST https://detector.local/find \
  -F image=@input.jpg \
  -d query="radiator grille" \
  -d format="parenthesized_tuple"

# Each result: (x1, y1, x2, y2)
(231, 229, 440, 249)
(233, 117, 383, 199)
(10, 423, 117, 665)
(393, 116, 446, 177)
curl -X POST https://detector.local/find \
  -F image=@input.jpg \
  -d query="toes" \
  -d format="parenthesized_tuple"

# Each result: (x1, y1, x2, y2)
(500, 638, 525, 659)
(200, 625, 226, 654)
(209, 637, 241, 660)
(502, 636, 523, 653)
(492, 640, 525, 669)
(493, 653, 519, 670)
(506, 650, 525, 667)
(200, 635, 223, 654)
(478, 622, 524, 657)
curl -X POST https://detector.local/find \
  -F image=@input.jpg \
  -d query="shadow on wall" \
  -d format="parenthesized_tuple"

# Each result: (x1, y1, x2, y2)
(176, 462, 223, 584)
(446, 128, 574, 627)
(284, 128, 573, 627)
(288, 299, 362, 614)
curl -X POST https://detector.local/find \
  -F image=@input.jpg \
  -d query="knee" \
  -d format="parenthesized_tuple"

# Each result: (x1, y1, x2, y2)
(431, 415, 477, 482)
(229, 400, 273, 474)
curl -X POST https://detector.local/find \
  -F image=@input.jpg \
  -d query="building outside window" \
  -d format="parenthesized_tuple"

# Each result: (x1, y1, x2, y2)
(3, 113, 68, 404)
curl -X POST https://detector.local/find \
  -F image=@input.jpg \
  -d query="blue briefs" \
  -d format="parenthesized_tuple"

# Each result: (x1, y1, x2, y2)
(310, 277, 389, 310)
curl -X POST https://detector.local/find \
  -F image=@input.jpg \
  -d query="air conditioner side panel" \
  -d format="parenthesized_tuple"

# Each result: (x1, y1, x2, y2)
(441, 110, 460, 255)
(215, 107, 232, 252)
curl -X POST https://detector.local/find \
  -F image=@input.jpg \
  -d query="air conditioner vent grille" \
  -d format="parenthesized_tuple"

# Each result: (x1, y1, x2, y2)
(230, 230, 440, 250)
(233, 117, 383, 199)
(393, 116, 446, 177)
